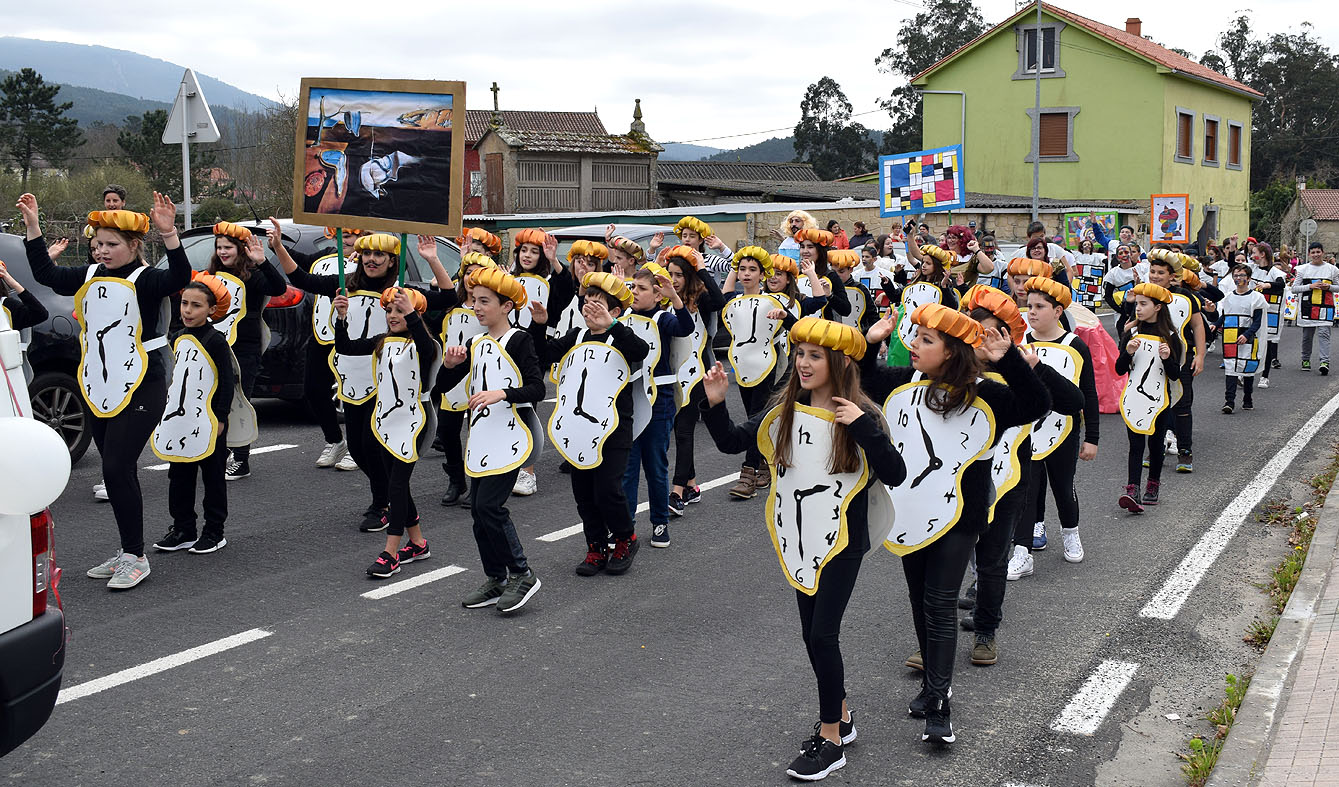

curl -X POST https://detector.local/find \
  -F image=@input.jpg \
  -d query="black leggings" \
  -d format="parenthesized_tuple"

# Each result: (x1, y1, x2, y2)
(901, 523, 978, 703)
(230, 350, 261, 463)
(737, 380, 775, 469)
(797, 551, 862, 724)
(304, 341, 343, 444)
(382, 411, 435, 537)
(981, 452, 1032, 636)
(91, 376, 167, 557)
(436, 406, 465, 484)
(575, 443, 634, 544)
(672, 383, 705, 487)
(1127, 410, 1173, 485)
(168, 428, 228, 538)
(1262, 342, 1279, 379)
(345, 399, 389, 511)
(1172, 368, 1194, 453)
(1030, 430, 1081, 530)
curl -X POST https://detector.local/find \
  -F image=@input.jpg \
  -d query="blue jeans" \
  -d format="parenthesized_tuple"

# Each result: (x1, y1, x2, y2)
(623, 390, 676, 527)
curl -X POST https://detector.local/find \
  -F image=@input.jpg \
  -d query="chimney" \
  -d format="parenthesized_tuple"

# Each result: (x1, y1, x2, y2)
(630, 98, 646, 136)
(1125, 17, 1141, 37)
(1298, 176, 1307, 191)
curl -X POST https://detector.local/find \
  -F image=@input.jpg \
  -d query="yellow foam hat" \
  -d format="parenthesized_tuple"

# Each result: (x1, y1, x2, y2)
(731, 246, 775, 276)
(354, 233, 401, 256)
(379, 286, 428, 314)
(674, 216, 712, 239)
(1131, 282, 1172, 304)
(912, 303, 985, 348)
(1007, 258, 1052, 278)
(567, 239, 609, 262)
(460, 252, 499, 273)
(457, 227, 502, 255)
(513, 228, 548, 248)
(581, 271, 634, 308)
(826, 250, 860, 270)
(466, 267, 528, 308)
(919, 244, 955, 265)
(213, 221, 253, 244)
(770, 254, 799, 277)
(789, 317, 867, 361)
(793, 228, 834, 247)
(1023, 276, 1072, 309)
(663, 245, 699, 270)
(87, 210, 150, 234)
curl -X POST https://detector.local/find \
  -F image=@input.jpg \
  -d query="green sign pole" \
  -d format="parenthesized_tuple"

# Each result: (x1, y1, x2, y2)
(336, 228, 345, 293)
(398, 233, 408, 286)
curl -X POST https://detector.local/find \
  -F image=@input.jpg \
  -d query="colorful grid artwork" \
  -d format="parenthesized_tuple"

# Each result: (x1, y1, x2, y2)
(1071, 260, 1105, 308)
(1222, 315, 1260, 374)
(878, 144, 966, 218)
(1304, 280, 1336, 322)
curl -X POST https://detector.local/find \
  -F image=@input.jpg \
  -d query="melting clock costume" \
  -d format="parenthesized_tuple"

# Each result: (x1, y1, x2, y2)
(1116, 283, 1184, 501)
(663, 249, 727, 495)
(26, 210, 192, 559)
(722, 247, 786, 493)
(792, 228, 851, 323)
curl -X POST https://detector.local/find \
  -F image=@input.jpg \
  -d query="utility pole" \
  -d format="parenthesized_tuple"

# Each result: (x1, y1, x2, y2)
(1031, 0, 1042, 221)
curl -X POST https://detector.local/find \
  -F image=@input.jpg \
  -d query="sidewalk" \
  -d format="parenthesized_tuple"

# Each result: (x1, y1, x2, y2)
(1209, 479, 1339, 786)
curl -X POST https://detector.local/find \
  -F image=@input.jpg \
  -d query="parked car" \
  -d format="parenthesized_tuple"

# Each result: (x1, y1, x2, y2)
(549, 224, 676, 266)
(0, 318, 70, 756)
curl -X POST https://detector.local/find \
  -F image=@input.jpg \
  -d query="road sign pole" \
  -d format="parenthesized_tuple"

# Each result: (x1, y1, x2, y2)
(181, 131, 192, 231)
(163, 69, 221, 231)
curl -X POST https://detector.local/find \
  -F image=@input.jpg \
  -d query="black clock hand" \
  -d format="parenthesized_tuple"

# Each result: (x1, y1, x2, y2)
(163, 375, 189, 420)
(909, 410, 943, 488)
(1136, 356, 1155, 399)
(94, 318, 125, 383)
(573, 367, 598, 423)
(359, 303, 374, 340)
(737, 300, 761, 346)
(792, 484, 832, 560)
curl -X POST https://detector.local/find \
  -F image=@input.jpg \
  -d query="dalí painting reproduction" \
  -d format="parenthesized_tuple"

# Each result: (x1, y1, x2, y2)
(293, 78, 465, 236)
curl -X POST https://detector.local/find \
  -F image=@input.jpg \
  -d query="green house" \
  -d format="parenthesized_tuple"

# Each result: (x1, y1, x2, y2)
(912, 1, 1261, 241)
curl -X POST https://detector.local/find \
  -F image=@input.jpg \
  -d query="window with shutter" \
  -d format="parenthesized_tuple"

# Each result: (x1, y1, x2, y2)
(1039, 112, 1070, 156)
(1176, 112, 1194, 161)
(1228, 124, 1242, 167)
(1204, 118, 1219, 163)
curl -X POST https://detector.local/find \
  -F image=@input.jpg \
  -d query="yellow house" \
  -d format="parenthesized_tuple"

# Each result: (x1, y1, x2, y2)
(912, 2, 1261, 241)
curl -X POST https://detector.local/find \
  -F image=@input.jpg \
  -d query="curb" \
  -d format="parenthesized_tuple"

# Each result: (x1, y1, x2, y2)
(1206, 475, 1339, 786)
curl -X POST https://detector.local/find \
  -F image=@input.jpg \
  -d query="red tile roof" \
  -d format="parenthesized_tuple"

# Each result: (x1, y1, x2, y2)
(913, 2, 1262, 99)
(1301, 190, 1339, 221)
(463, 110, 607, 144)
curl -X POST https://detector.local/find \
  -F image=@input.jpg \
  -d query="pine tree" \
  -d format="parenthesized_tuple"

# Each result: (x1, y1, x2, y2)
(0, 68, 84, 188)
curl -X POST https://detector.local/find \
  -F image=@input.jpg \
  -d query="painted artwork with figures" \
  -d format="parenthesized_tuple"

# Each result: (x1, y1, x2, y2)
(878, 144, 966, 218)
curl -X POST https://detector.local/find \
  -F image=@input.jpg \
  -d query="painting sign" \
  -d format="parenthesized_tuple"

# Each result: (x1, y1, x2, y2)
(292, 77, 465, 236)
(1150, 194, 1190, 245)
(1063, 211, 1117, 250)
(878, 144, 966, 218)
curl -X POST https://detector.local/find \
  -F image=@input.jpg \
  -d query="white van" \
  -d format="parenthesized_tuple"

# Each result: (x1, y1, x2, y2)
(0, 318, 69, 755)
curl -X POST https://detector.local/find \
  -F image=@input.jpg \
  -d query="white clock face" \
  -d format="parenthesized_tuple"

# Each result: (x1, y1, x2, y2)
(881, 379, 996, 555)
(510, 274, 550, 329)
(76, 277, 148, 417)
(548, 341, 630, 469)
(897, 283, 941, 349)
(440, 308, 486, 411)
(760, 406, 863, 594)
(152, 334, 219, 462)
(1120, 335, 1171, 435)
(1168, 293, 1193, 356)
(796, 274, 815, 297)
(330, 291, 388, 404)
(310, 254, 358, 345)
(723, 294, 782, 388)
(211, 272, 247, 346)
(667, 311, 708, 409)
(837, 285, 867, 329)
(464, 335, 533, 477)
(989, 423, 1031, 504)
(1028, 342, 1083, 459)
(624, 314, 663, 439)
(372, 337, 425, 462)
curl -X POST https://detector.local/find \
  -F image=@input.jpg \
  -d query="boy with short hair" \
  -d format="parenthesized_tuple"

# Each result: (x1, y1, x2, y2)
(1219, 264, 1267, 412)
(1292, 242, 1339, 375)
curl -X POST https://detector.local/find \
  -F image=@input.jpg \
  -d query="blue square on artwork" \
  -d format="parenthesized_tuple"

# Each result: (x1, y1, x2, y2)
(889, 161, 910, 186)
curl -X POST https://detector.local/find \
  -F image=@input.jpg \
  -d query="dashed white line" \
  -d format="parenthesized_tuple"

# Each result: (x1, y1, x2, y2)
(56, 628, 273, 704)
(361, 564, 468, 600)
(1050, 660, 1140, 736)
(1139, 389, 1339, 620)
(535, 473, 740, 542)
(144, 443, 298, 471)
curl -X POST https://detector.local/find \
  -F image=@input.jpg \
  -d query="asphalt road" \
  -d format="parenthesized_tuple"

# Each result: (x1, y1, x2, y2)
(7, 327, 1338, 786)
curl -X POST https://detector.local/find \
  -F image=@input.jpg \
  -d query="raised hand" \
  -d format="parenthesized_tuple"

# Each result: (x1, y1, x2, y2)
(582, 297, 613, 333)
(866, 313, 895, 344)
(392, 288, 412, 316)
(528, 300, 549, 326)
(542, 232, 559, 263)
(977, 328, 1012, 362)
(706, 234, 727, 252)
(150, 192, 178, 235)
(831, 396, 863, 425)
(245, 233, 267, 264)
(16, 193, 40, 233)
(46, 238, 69, 259)
(702, 361, 730, 405)
(649, 232, 665, 252)
(1019, 343, 1040, 368)
(604, 223, 617, 242)
(417, 234, 438, 262)
(442, 345, 468, 368)
(266, 217, 284, 252)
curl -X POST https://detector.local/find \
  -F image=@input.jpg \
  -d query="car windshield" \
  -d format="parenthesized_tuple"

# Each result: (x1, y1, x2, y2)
(158, 231, 462, 282)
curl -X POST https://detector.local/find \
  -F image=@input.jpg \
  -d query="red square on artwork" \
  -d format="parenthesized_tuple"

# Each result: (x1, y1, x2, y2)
(922, 155, 935, 167)
(935, 179, 956, 201)
(910, 189, 922, 201)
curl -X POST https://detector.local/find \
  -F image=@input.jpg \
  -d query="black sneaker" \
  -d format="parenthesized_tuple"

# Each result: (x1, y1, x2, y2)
(575, 545, 608, 576)
(958, 580, 977, 609)
(396, 539, 430, 564)
(1322, 363, 1330, 376)
(359, 506, 390, 532)
(1242, 400, 1254, 410)
(668, 492, 685, 517)
(152, 528, 197, 552)
(366, 551, 400, 578)
(440, 470, 465, 506)
(960, 612, 975, 631)
(785, 724, 846, 781)
(839, 711, 857, 745)
(682, 485, 702, 505)
(908, 684, 951, 718)
(605, 534, 640, 575)
(225, 459, 250, 481)
(1222, 403, 1234, 414)
(1272, 358, 1282, 369)
(922, 698, 955, 744)
(189, 534, 227, 554)
(462, 576, 505, 608)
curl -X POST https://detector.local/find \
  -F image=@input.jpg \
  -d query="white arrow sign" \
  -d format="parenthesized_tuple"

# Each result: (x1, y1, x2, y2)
(162, 68, 220, 143)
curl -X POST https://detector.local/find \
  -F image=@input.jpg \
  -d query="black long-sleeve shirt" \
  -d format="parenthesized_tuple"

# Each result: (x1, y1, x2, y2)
(701, 395, 906, 552)
(819, 270, 851, 320)
(227, 261, 288, 352)
(26, 235, 191, 382)
(175, 324, 235, 421)
(436, 327, 546, 406)
(287, 267, 457, 312)
(1, 288, 49, 330)
(530, 318, 649, 451)
(334, 310, 439, 382)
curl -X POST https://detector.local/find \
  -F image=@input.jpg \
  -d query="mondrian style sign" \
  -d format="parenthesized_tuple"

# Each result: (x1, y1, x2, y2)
(1071, 260, 1105, 309)
(878, 144, 966, 218)
(1221, 315, 1261, 375)
(1304, 280, 1336, 322)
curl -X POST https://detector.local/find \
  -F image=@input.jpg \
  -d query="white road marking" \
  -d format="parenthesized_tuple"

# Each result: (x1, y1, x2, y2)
(1051, 659, 1140, 735)
(56, 628, 273, 704)
(144, 443, 298, 471)
(1140, 389, 1339, 619)
(361, 564, 468, 600)
(536, 472, 740, 542)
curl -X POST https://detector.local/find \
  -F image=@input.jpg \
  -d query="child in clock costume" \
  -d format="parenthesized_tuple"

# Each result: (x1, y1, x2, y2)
(860, 303, 1050, 745)
(439, 267, 546, 614)
(721, 246, 786, 499)
(150, 275, 242, 555)
(826, 249, 879, 335)
(529, 272, 649, 577)
(792, 228, 852, 322)
(1219, 263, 1267, 413)
(1115, 283, 1183, 513)
(335, 286, 440, 579)
(20, 191, 191, 591)
(700, 317, 905, 781)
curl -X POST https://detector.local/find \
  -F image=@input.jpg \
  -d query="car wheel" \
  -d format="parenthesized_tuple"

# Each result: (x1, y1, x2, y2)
(29, 372, 92, 464)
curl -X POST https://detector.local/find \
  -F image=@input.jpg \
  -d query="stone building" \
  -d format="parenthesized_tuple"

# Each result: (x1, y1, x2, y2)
(1281, 189, 1339, 254)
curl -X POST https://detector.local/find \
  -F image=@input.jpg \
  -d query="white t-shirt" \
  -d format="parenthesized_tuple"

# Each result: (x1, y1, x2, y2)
(1291, 262, 1339, 328)
(1134, 260, 1151, 283)
(1010, 241, 1074, 268)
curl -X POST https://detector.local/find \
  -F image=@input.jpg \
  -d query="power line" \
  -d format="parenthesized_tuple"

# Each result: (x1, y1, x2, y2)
(663, 108, 888, 145)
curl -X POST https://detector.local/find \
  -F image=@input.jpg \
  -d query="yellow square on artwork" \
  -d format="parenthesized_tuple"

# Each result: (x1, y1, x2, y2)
(933, 153, 942, 164)
(884, 193, 893, 209)
(923, 192, 937, 207)
(910, 161, 921, 174)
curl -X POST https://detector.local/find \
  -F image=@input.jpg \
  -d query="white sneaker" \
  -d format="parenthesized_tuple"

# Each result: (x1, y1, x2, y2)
(1006, 545, 1034, 581)
(1259, 378, 1270, 389)
(1062, 528, 1084, 563)
(512, 468, 537, 496)
(1164, 432, 1177, 454)
(317, 441, 349, 468)
(335, 453, 359, 471)
(93, 481, 109, 501)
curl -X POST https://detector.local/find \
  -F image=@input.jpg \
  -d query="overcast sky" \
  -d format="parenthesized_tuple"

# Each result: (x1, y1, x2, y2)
(8, 0, 1336, 150)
